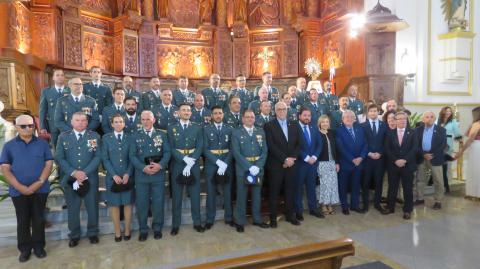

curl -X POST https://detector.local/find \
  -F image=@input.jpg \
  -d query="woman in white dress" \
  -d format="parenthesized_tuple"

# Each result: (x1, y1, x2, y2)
(456, 107, 480, 198)
(316, 115, 340, 214)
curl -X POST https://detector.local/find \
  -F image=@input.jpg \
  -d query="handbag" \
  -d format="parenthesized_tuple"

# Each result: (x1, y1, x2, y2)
(144, 155, 162, 165)
(110, 178, 134, 193)
(67, 176, 90, 197)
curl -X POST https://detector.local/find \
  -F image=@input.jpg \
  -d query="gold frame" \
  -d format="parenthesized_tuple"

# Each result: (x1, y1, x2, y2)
(427, 0, 475, 96)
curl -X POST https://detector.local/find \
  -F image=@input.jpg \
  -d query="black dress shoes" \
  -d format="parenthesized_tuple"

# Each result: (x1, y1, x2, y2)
(138, 233, 148, 241)
(309, 210, 325, 219)
(375, 205, 390, 214)
(270, 220, 278, 228)
(433, 202, 442, 210)
(205, 223, 213, 230)
(342, 208, 350, 215)
(403, 212, 411, 220)
(225, 220, 235, 227)
(351, 208, 366, 214)
(154, 231, 162, 239)
(89, 236, 99, 244)
(253, 222, 269, 228)
(194, 225, 205, 233)
(414, 199, 425, 206)
(296, 213, 304, 221)
(33, 248, 47, 259)
(236, 224, 244, 233)
(114, 235, 122, 242)
(287, 218, 301, 226)
(69, 238, 79, 248)
(19, 251, 31, 263)
(170, 227, 179, 236)
(123, 233, 131, 241)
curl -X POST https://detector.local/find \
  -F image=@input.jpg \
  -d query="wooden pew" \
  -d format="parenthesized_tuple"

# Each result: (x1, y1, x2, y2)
(179, 237, 355, 269)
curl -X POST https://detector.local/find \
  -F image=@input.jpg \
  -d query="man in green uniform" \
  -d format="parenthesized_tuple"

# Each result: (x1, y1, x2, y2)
(201, 74, 228, 110)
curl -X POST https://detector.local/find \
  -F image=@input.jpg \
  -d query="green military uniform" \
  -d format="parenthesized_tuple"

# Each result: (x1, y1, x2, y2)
(254, 114, 272, 128)
(129, 129, 171, 234)
(231, 126, 268, 226)
(254, 86, 280, 104)
(287, 107, 298, 122)
(151, 104, 178, 132)
(125, 89, 144, 112)
(291, 91, 306, 111)
(203, 123, 233, 224)
(142, 90, 162, 111)
(83, 82, 113, 116)
(101, 104, 126, 134)
(223, 110, 242, 128)
(201, 87, 228, 110)
(304, 101, 329, 127)
(55, 130, 101, 239)
(320, 92, 340, 112)
(329, 110, 343, 131)
(124, 113, 142, 134)
(230, 88, 254, 112)
(101, 132, 134, 206)
(39, 86, 70, 147)
(191, 107, 212, 126)
(248, 100, 275, 116)
(348, 98, 364, 115)
(54, 94, 100, 133)
(167, 121, 203, 228)
(172, 89, 195, 107)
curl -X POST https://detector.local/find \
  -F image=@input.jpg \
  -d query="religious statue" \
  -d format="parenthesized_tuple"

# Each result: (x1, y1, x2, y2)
(249, 0, 280, 26)
(199, 0, 214, 24)
(284, 0, 304, 23)
(142, 0, 154, 20)
(117, 0, 140, 15)
(234, 0, 247, 22)
(441, 0, 468, 31)
(157, 0, 168, 19)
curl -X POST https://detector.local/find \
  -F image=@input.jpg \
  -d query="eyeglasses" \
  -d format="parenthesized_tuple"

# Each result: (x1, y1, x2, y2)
(17, 124, 35, 129)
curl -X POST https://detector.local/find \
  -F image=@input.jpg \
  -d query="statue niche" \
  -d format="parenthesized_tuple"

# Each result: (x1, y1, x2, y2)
(248, 0, 280, 27)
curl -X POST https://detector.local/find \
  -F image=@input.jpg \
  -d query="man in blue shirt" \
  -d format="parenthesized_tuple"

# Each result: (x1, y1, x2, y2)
(0, 115, 53, 262)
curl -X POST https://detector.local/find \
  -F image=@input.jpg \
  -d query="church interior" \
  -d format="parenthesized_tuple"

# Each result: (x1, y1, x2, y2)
(0, 0, 479, 268)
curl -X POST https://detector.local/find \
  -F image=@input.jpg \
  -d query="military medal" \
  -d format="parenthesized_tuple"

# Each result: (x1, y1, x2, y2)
(87, 139, 97, 152)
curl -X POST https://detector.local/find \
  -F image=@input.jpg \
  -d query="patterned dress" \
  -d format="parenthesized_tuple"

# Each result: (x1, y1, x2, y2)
(316, 133, 340, 205)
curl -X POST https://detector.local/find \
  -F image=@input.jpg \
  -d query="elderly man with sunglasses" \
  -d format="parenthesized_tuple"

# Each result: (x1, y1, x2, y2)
(0, 115, 53, 263)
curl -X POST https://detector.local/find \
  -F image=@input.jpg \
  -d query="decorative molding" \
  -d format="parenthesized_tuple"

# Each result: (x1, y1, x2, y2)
(124, 35, 138, 75)
(139, 37, 156, 76)
(63, 20, 83, 68)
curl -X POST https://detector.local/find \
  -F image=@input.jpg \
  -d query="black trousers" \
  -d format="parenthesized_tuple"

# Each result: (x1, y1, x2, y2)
(362, 159, 385, 209)
(443, 163, 450, 192)
(11, 193, 48, 252)
(387, 167, 413, 213)
(268, 165, 296, 221)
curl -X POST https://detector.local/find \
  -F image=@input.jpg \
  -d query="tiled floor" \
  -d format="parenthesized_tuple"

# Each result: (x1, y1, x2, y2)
(0, 191, 477, 269)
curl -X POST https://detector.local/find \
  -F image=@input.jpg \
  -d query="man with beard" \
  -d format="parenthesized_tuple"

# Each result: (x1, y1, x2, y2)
(123, 97, 142, 134)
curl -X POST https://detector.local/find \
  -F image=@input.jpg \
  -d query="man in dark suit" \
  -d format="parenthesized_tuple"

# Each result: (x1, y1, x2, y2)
(360, 104, 388, 212)
(336, 110, 368, 215)
(383, 111, 419, 219)
(264, 102, 302, 227)
(295, 107, 324, 220)
(415, 111, 447, 210)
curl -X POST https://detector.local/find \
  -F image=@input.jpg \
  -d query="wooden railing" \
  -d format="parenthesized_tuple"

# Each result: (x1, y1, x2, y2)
(179, 237, 355, 269)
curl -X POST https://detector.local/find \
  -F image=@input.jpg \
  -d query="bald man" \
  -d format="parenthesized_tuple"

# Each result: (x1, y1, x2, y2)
(122, 76, 143, 112)
(201, 74, 228, 110)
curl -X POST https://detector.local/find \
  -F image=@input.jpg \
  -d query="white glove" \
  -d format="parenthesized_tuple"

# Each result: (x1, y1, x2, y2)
(183, 156, 195, 167)
(182, 165, 192, 177)
(216, 159, 227, 168)
(249, 166, 260, 176)
(217, 165, 227, 175)
(73, 181, 80, 190)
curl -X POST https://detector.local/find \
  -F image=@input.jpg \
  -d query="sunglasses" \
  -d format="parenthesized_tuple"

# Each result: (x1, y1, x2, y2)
(17, 124, 35, 129)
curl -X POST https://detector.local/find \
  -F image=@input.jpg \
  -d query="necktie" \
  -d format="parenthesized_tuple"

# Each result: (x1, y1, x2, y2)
(264, 116, 268, 122)
(117, 134, 122, 142)
(145, 130, 150, 137)
(129, 117, 134, 124)
(183, 124, 187, 130)
(313, 103, 317, 109)
(281, 121, 288, 141)
(303, 125, 311, 145)
(235, 114, 239, 121)
(217, 125, 221, 131)
(348, 128, 356, 140)
(117, 106, 122, 112)
(77, 133, 82, 141)
(74, 97, 79, 103)
(57, 88, 62, 94)
(248, 129, 253, 136)
(165, 106, 169, 113)
(372, 121, 377, 136)
(95, 83, 99, 88)
(398, 130, 404, 145)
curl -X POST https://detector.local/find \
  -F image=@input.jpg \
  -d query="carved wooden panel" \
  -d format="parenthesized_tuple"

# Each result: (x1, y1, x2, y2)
(250, 46, 281, 77)
(139, 37, 156, 77)
(169, 0, 200, 28)
(80, 0, 113, 18)
(32, 12, 55, 62)
(81, 14, 111, 32)
(0, 66, 9, 106)
(365, 32, 396, 75)
(218, 41, 233, 78)
(113, 34, 123, 74)
(282, 40, 298, 77)
(233, 41, 249, 77)
(9, 2, 31, 54)
(15, 71, 27, 108)
(157, 45, 213, 78)
(320, 0, 347, 33)
(83, 32, 114, 73)
(124, 35, 139, 75)
(248, 0, 280, 27)
(64, 20, 83, 68)
(321, 35, 345, 70)
(56, 13, 64, 65)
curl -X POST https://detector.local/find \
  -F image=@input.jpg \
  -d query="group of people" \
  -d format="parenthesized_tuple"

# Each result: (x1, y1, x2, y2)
(2, 66, 479, 264)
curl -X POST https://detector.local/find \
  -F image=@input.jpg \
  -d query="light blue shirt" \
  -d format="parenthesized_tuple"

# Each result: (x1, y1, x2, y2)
(278, 118, 288, 141)
(422, 125, 434, 151)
